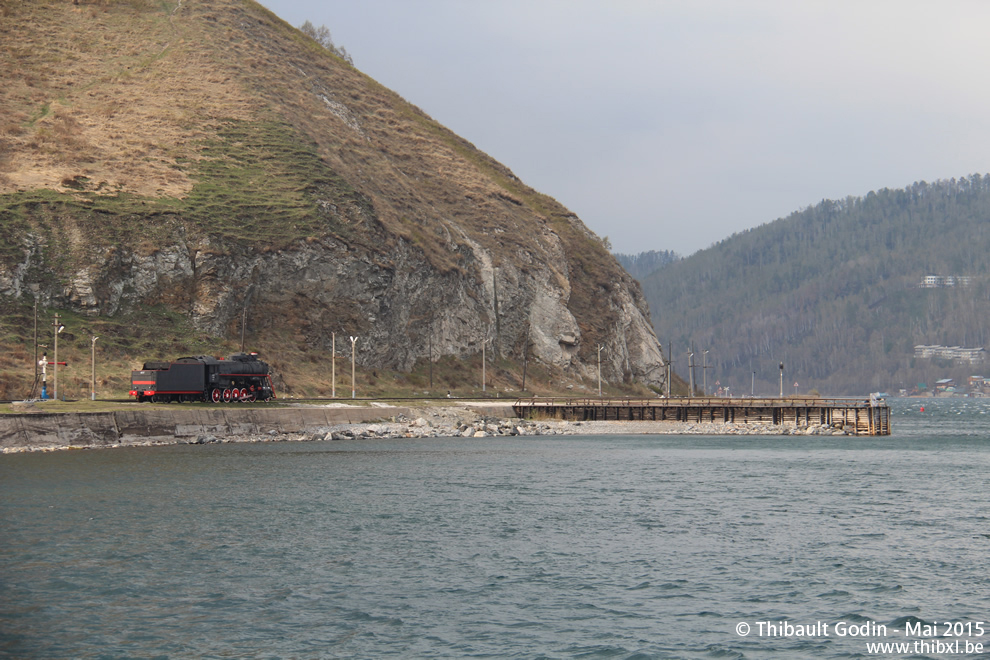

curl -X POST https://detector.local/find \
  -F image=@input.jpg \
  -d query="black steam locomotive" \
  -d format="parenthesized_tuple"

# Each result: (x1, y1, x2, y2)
(130, 352, 276, 403)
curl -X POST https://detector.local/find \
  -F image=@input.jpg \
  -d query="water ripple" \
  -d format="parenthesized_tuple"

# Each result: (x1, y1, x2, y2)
(2, 398, 990, 657)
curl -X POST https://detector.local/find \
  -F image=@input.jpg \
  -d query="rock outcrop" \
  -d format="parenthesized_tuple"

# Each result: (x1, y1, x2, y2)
(0, 0, 666, 388)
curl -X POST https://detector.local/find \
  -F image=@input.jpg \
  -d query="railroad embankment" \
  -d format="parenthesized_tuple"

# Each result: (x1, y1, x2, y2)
(0, 401, 575, 453)
(0, 404, 414, 453)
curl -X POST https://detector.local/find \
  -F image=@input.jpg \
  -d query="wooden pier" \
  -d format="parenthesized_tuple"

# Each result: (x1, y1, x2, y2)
(512, 396, 891, 436)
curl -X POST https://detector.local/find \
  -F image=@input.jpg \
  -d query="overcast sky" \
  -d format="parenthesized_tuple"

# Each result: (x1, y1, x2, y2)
(261, 1, 990, 256)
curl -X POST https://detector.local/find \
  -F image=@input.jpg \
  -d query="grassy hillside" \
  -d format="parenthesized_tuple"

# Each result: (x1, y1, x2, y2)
(0, 0, 672, 400)
(640, 176, 990, 395)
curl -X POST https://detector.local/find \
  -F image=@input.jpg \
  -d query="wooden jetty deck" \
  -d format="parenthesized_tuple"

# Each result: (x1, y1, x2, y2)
(512, 396, 891, 436)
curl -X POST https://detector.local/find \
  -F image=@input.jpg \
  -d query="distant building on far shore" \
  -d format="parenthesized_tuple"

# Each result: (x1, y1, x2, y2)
(914, 345, 985, 364)
(920, 274, 974, 288)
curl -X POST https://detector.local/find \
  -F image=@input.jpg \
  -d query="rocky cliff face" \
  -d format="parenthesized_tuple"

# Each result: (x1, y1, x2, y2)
(4, 217, 664, 386)
(0, 0, 665, 389)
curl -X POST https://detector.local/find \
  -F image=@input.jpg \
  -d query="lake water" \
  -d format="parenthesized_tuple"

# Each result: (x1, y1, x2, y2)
(2, 398, 990, 658)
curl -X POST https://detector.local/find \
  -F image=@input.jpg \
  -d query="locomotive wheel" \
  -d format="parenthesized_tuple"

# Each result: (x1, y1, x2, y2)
(222, 388, 232, 403)
(243, 391, 256, 402)
(211, 388, 221, 403)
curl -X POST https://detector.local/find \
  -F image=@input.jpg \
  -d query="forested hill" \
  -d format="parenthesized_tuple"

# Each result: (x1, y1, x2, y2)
(613, 250, 680, 281)
(639, 176, 990, 395)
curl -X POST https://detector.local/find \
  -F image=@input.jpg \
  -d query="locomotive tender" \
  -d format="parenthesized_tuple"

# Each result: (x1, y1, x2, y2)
(130, 352, 276, 403)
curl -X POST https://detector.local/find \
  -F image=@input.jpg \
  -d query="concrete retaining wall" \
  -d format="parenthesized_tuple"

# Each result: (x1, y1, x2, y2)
(0, 406, 409, 451)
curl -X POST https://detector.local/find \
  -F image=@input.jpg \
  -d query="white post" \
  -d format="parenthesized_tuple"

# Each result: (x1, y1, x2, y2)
(331, 332, 336, 398)
(688, 352, 695, 397)
(91, 336, 99, 400)
(53, 314, 63, 401)
(349, 336, 358, 399)
(482, 338, 486, 394)
(703, 350, 709, 397)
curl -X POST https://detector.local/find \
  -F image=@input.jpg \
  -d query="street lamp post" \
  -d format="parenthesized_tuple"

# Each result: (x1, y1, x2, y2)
(91, 336, 99, 400)
(597, 343, 605, 397)
(331, 332, 336, 398)
(703, 350, 709, 397)
(688, 352, 695, 397)
(752, 371, 755, 397)
(349, 336, 358, 399)
(779, 362, 784, 398)
(53, 314, 64, 401)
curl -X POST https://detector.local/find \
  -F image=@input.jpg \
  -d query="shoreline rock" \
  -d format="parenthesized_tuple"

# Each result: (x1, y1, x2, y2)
(0, 404, 852, 454)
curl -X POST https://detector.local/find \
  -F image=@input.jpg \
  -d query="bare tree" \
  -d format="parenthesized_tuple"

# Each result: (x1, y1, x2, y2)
(300, 20, 353, 65)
